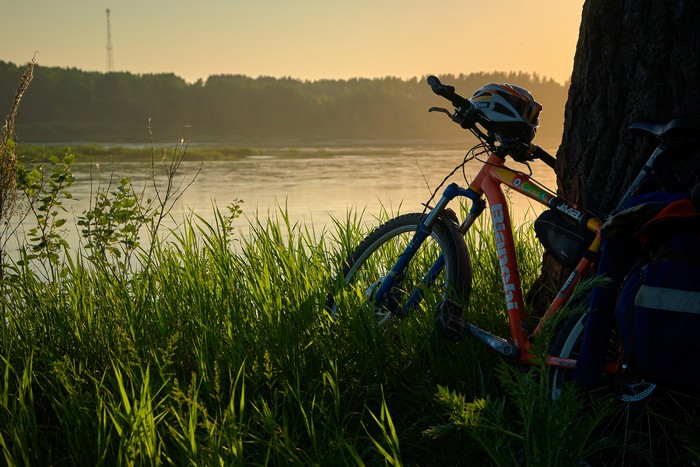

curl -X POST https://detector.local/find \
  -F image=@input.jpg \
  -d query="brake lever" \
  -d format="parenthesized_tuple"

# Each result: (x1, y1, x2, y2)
(429, 106, 469, 127)
(429, 106, 454, 118)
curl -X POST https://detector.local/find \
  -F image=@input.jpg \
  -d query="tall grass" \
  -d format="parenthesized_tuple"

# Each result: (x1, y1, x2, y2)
(2, 62, 696, 466)
(3, 184, 700, 464)
(1, 128, 696, 464)
(0, 188, 591, 466)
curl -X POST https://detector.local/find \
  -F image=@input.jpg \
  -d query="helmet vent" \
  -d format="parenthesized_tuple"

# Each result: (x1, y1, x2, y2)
(493, 102, 517, 118)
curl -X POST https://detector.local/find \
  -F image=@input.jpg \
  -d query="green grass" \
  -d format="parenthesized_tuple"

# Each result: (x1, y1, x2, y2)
(0, 202, 531, 465)
(0, 64, 642, 465)
(1, 204, 697, 465)
(2, 61, 696, 462)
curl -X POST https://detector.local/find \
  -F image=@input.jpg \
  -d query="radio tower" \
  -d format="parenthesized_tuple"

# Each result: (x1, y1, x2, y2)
(105, 8, 114, 72)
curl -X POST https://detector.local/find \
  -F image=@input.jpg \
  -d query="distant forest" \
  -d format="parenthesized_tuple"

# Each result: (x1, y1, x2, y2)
(0, 60, 569, 144)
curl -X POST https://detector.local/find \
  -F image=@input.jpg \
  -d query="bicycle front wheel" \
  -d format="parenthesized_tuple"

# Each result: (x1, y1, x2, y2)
(328, 212, 472, 326)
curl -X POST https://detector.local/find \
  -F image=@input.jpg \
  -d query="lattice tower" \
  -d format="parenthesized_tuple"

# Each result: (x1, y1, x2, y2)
(106, 8, 114, 72)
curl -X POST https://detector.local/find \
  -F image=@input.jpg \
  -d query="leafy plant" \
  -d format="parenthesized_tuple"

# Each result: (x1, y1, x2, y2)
(426, 364, 611, 466)
(15, 151, 75, 278)
(77, 174, 147, 275)
(424, 284, 612, 466)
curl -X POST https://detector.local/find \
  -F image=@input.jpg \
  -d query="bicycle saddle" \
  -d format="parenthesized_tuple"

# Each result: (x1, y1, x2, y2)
(629, 117, 700, 141)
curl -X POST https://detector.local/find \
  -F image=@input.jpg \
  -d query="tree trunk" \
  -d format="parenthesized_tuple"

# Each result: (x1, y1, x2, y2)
(558, 0, 700, 213)
(531, 0, 700, 307)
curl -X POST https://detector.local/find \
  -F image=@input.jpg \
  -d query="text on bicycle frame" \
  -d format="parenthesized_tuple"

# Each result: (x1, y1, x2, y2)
(491, 203, 519, 311)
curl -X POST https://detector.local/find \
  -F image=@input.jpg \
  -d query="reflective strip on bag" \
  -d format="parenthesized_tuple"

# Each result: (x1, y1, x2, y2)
(636, 285, 700, 314)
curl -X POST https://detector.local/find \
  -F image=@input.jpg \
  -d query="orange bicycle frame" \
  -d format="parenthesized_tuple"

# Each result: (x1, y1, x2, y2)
(464, 152, 604, 368)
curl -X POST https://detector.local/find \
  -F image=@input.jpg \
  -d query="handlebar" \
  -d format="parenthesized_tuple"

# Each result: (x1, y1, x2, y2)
(427, 75, 472, 110)
(427, 75, 557, 168)
(427, 75, 476, 130)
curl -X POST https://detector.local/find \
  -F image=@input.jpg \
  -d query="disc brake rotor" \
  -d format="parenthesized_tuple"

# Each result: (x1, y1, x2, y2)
(617, 380, 657, 403)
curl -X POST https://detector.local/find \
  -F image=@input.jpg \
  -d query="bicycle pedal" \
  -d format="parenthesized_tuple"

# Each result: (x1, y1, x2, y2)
(435, 298, 466, 342)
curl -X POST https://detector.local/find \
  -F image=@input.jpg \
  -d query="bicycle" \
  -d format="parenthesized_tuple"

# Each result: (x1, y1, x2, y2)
(327, 75, 700, 463)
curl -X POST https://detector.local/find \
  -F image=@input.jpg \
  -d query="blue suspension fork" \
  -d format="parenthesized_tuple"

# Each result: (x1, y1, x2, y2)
(373, 183, 484, 314)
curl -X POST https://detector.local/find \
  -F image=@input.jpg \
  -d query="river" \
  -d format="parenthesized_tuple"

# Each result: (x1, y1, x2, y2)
(7, 141, 560, 255)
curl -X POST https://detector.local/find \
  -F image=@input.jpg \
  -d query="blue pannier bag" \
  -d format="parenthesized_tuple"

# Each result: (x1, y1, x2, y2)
(573, 191, 696, 389)
(615, 198, 700, 390)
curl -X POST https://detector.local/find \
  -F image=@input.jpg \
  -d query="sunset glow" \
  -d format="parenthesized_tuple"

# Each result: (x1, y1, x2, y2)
(2, 1, 584, 84)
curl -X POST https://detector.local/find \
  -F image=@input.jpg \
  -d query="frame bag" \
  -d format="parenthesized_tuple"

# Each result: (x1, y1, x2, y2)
(534, 209, 593, 268)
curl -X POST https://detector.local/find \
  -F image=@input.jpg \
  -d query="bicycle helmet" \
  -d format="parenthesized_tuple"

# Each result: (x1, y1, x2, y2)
(470, 83, 542, 143)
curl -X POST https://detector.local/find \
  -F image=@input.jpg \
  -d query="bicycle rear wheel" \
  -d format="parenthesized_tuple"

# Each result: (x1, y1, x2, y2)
(328, 212, 471, 327)
(551, 313, 700, 465)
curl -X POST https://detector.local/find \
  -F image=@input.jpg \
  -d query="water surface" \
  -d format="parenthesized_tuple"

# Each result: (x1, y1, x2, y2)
(8, 143, 560, 255)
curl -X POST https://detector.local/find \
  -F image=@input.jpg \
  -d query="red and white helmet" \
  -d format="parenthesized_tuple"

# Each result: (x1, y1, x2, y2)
(470, 83, 542, 142)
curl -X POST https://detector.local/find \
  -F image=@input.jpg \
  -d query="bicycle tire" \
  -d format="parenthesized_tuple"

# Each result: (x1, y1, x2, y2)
(328, 212, 471, 325)
(551, 313, 700, 465)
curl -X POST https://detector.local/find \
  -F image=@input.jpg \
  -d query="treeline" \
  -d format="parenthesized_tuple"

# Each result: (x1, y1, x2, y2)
(0, 60, 568, 144)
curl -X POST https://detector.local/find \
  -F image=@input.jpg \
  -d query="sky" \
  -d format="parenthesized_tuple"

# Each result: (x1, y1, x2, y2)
(2, 0, 585, 85)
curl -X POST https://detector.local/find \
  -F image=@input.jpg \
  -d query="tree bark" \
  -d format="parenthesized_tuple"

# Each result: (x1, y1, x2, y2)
(530, 0, 700, 310)
(558, 0, 700, 213)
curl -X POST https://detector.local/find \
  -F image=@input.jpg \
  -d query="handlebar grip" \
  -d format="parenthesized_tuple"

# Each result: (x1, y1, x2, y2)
(427, 75, 454, 94)
(533, 145, 556, 168)
(426, 75, 439, 90)
(427, 75, 471, 109)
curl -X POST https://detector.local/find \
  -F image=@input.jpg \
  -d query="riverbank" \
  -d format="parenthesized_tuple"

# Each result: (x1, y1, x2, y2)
(15, 136, 562, 162)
